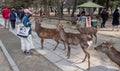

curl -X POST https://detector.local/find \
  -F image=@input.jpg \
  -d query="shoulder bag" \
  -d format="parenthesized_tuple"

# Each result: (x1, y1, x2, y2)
(17, 24, 30, 38)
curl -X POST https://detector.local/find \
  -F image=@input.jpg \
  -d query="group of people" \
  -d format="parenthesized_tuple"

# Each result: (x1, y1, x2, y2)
(2, 6, 24, 29)
(1, 6, 119, 55)
(100, 8, 119, 31)
(1, 6, 34, 55)
(76, 8, 119, 30)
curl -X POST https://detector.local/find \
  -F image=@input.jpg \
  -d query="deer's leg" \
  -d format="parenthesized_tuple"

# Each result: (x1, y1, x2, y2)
(53, 41, 59, 50)
(90, 34, 93, 39)
(63, 42, 66, 50)
(67, 45, 71, 59)
(82, 55, 87, 62)
(91, 34, 97, 44)
(81, 48, 90, 69)
(81, 48, 87, 62)
(41, 38, 44, 49)
(87, 51, 90, 70)
(90, 34, 93, 38)
(94, 34, 97, 44)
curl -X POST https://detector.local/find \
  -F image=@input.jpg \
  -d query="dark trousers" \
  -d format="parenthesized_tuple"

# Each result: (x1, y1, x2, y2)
(101, 19, 107, 28)
(10, 20, 16, 29)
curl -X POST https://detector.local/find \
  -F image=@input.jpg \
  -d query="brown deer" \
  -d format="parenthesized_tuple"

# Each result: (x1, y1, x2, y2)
(34, 17, 66, 50)
(94, 40, 120, 67)
(76, 24, 97, 44)
(57, 24, 93, 69)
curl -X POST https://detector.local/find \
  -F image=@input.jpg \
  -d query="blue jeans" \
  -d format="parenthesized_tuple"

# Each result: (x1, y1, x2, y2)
(101, 19, 107, 28)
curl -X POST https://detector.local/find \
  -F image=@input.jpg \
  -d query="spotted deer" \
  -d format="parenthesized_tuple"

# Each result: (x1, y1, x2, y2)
(57, 24, 93, 69)
(35, 17, 66, 50)
(76, 24, 97, 44)
(94, 40, 120, 67)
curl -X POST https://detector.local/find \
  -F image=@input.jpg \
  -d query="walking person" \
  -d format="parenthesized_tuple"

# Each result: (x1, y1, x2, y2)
(10, 8, 17, 30)
(112, 9, 119, 31)
(20, 8, 34, 54)
(100, 8, 109, 28)
(2, 6, 10, 29)
(18, 7, 24, 21)
(39, 9, 43, 16)
(81, 9, 86, 16)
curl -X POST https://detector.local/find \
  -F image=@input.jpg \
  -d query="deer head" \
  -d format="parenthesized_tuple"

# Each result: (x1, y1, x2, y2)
(35, 17, 43, 26)
(94, 40, 115, 53)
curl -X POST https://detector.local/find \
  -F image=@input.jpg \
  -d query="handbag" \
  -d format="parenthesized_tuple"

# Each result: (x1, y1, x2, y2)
(17, 24, 30, 38)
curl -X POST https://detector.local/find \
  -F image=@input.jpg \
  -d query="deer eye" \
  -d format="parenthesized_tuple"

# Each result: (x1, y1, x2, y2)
(103, 42, 105, 44)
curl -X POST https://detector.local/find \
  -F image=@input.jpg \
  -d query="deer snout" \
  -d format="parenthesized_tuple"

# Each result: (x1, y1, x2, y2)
(94, 46, 98, 50)
(94, 47, 97, 50)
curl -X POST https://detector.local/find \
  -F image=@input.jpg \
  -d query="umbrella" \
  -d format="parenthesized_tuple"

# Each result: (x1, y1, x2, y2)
(77, 1, 104, 8)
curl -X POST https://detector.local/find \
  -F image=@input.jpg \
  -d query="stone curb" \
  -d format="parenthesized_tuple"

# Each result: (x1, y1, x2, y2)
(0, 40, 19, 71)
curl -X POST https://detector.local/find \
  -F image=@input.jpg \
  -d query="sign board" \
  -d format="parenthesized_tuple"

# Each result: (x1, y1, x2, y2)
(86, 16, 91, 27)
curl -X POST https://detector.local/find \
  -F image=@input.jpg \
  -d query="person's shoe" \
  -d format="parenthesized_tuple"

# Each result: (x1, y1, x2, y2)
(4, 27, 6, 29)
(23, 51, 27, 54)
(26, 52, 33, 55)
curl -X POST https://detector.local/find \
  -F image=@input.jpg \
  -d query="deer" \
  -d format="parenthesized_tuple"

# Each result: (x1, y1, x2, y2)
(76, 24, 97, 44)
(34, 17, 66, 50)
(94, 40, 120, 67)
(57, 24, 93, 70)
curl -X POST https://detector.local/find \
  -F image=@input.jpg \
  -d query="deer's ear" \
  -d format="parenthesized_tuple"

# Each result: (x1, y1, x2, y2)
(58, 23, 64, 28)
(107, 39, 115, 45)
(104, 39, 109, 43)
(103, 41, 106, 44)
(59, 23, 63, 26)
(108, 45, 114, 49)
(55, 24, 59, 28)
(110, 42, 115, 46)
(108, 39, 113, 42)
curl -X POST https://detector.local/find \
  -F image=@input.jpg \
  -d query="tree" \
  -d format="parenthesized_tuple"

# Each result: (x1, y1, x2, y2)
(43, 0, 49, 17)
(55, 0, 60, 17)
(55, 0, 65, 18)
(71, 0, 77, 17)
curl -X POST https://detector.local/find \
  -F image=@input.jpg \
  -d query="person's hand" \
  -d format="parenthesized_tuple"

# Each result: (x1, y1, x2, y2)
(24, 9, 32, 14)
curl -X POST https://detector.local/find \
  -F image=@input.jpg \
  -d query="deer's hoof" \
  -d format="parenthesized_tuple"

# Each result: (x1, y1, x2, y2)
(67, 56, 70, 59)
(81, 60, 85, 63)
(63, 48, 66, 51)
(86, 68, 90, 71)
(53, 48, 56, 51)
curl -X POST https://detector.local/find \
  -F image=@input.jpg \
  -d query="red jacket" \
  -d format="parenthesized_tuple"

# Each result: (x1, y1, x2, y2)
(2, 8, 10, 19)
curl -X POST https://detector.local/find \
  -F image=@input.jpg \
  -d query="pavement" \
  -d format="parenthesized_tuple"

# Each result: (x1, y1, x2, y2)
(0, 43, 12, 71)
(0, 17, 120, 71)
(0, 18, 62, 71)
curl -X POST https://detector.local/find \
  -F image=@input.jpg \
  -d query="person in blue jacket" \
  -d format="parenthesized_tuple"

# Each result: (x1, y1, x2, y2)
(20, 9, 34, 55)
(10, 8, 17, 29)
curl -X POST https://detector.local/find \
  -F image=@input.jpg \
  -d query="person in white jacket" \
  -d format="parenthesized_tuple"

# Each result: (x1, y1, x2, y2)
(20, 9, 34, 55)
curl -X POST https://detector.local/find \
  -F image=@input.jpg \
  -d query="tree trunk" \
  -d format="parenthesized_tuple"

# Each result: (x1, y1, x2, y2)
(55, 0, 62, 18)
(43, 0, 49, 17)
(70, 0, 77, 24)
(60, 1, 64, 17)
(71, 0, 77, 17)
